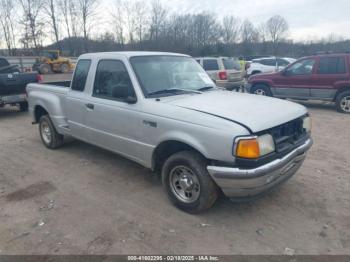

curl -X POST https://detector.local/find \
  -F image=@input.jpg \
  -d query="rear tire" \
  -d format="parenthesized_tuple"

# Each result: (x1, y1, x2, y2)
(251, 84, 272, 96)
(335, 90, 350, 113)
(162, 151, 219, 213)
(19, 102, 28, 112)
(39, 115, 64, 149)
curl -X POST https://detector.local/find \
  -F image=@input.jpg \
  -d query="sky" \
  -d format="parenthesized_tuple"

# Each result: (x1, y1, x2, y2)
(102, 0, 350, 41)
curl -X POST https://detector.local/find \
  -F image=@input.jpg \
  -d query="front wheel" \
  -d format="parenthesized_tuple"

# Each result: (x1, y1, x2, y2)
(251, 84, 272, 96)
(162, 151, 219, 213)
(39, 115, 64, 149)
(335, 90, 350, 113)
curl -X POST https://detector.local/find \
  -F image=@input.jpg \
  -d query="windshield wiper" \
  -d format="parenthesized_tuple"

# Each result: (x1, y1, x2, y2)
(197, 86, 215, 91)
(148, 88, 202, 97)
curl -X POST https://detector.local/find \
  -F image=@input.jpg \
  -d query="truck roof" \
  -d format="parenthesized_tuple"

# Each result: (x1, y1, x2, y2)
(79, 51, 190, 59)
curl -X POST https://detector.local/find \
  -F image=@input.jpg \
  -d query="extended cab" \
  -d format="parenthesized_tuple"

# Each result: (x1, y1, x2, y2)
(0, 57, 39, 111)
(246, 53, 350, 113)
(27, 52, 312, 213)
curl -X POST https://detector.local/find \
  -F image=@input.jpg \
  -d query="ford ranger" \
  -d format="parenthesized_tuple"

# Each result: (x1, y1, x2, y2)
(27, 52, 313, 213)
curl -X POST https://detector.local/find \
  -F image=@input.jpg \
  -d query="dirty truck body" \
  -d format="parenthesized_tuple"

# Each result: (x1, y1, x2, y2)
(27, 52, 312, 212)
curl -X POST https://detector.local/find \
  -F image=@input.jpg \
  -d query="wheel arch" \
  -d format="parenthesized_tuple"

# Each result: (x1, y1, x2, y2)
(151, 140, 207, 173)
(333, 86, 350, 101)
(251, 81, 272, 91)
(34, 104, 49, 123)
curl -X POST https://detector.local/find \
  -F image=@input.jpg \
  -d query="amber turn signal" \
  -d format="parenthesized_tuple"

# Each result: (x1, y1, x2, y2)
(235, 138, 260, 159)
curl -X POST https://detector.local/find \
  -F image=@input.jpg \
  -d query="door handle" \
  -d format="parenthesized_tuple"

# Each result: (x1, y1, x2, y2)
(85, 103, 94, 110)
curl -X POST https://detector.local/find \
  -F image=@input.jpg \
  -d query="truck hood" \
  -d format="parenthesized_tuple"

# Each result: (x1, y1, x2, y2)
(164, 90, 307, 133)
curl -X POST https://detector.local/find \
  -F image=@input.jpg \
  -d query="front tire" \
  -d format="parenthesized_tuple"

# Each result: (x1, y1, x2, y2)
(162, 151, 218, 213)
(39, 115, 64, 149)
(251, 84, 272, 96)
(335, 90, 350, 113)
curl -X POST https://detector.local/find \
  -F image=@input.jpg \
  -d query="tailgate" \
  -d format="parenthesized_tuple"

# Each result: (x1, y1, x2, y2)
(0, 72, 37, 96)
(227, 70, 243, 82)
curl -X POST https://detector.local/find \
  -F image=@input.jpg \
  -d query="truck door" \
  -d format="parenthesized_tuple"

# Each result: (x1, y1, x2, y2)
(83, 59, 148, 165)
(274, 58, 315, 99)
(65, 59, 92, 141)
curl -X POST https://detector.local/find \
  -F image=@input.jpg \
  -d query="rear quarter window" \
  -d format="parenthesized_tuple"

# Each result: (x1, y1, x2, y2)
(71, 59, 91, 91)
(203, 59, 219, 71)
(222, 58, 241, 70)
(318, 57, 346, 74)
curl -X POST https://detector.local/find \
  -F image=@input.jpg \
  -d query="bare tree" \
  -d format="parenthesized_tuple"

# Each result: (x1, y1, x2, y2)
(111, 0, 125, 46)
(18, 0, 45, 53)
(69, 0, 78, 37)
(134, 0, 149, 47)
(240, 19, 258, 43)
(222, 15, 240, 44)
(0, 0, 17, 54)
(240, 19, 259, 55)
(77, 0, 98, 51)
(123, 1, 137, 44)
(266, 15, 289, 53)
(43, 0, 60, 49)
(57, 0, 70, 38)
(149, 0, 167, 42)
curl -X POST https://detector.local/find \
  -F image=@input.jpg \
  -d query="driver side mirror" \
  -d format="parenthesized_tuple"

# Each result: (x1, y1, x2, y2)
(125, 96, 137, 104)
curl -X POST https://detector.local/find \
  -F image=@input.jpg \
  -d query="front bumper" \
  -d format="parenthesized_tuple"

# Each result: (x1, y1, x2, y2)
(207, 138, 313, 199)
(0, 94, 27, 106)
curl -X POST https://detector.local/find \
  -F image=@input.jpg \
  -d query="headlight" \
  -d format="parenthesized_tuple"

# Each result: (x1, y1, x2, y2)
(303, 116, 312, 133)
(235, 134, 275, 159)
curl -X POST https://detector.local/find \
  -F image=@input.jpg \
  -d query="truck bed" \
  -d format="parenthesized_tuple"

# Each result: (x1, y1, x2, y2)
(0, 72, 38, 96)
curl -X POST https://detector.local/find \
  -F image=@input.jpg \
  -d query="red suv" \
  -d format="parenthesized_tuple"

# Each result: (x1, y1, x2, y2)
(246, 53, 350, 113)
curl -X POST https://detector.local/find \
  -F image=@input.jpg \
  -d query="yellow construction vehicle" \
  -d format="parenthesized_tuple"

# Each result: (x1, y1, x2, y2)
(32, 50, 75, 74)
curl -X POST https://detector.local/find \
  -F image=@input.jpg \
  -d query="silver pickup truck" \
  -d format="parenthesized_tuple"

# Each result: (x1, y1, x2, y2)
(27, 52, 313, 213)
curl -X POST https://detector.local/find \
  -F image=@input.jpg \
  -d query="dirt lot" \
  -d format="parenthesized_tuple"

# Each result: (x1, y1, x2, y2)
(0, 99, 349, 255)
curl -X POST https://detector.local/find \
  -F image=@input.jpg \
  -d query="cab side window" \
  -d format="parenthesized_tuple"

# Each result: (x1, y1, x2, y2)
(71, 59, 91, 91)
(93, 60, 136, 101)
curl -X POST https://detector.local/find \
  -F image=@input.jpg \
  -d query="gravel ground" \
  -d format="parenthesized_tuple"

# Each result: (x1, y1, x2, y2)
(0, 100, 349, 255)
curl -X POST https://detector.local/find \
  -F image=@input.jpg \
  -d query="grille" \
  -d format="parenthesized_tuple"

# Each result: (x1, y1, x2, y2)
(269, 117, 306, 154)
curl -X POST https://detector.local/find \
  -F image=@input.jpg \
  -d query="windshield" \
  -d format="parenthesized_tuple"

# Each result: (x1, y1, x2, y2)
(130, 56, 215, 97)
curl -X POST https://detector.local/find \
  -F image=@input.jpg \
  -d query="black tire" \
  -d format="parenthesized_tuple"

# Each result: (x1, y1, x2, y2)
(251, 84, 272, 96)
(335, 90, 350, 114)
(60, 63, 69, 74)
(39, 115, 64, 149)
(39, 64, 52, 74)
(19, 102, 28, 112)
(162, 151, 219, 213)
